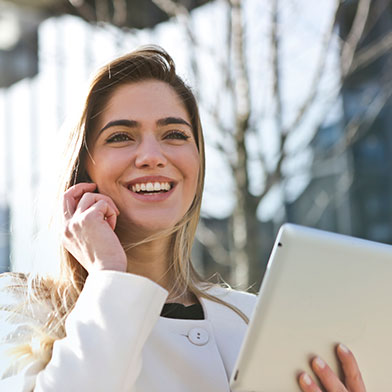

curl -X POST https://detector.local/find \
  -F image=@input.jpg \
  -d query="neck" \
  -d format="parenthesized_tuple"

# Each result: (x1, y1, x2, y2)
(117, 228, 197, 305)
(125, 238, 172, 287)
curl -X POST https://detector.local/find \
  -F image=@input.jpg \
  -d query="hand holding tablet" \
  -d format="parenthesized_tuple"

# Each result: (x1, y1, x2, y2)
(231, 224, 391, 391)
(298, 343, 366, 392)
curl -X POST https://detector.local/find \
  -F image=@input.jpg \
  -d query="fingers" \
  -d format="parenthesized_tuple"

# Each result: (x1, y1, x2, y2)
(61, 183, 126, 273)
(93, 199, 118, 231)
(63, 182, 97, 217)
(76, 192, 119, 217)
(299, 345, 366, 392)
(298, 356, 347, 392)
(310, 356, 347, 392)
(336, 344, 366, 392)
(63, 183, 120, 222)
(298, 372, 322, 392)
(76, 193, 119, 230)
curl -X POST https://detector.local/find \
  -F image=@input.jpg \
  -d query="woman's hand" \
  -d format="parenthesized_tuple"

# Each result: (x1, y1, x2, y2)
(298, 344, 366, 392)
(62, 182, 127, 273)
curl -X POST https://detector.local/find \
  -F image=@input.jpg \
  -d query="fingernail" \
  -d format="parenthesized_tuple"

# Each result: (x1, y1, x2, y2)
(339, 343, 350, 354)
(314, 357, 325, 369)
(302, 373, 312, 385)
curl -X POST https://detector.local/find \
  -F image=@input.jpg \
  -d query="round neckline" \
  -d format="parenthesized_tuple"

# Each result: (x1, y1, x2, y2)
(161, 302, 204, 320)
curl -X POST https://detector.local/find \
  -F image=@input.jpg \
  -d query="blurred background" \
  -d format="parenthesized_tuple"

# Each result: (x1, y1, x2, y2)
(0, 0, 391, 291)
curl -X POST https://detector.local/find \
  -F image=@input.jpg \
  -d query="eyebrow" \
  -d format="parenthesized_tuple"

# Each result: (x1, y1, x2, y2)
(156, 117, 191, 128)
(98, 117, 192, 136)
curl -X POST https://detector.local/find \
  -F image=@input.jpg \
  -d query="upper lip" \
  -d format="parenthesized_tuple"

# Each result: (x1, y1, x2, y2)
(125, 176, 177, 187)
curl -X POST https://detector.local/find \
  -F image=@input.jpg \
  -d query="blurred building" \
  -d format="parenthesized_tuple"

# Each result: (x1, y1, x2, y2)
(1, 0, 391, 281)
(0, 0, 209, 88)
(0, 203, 10, 273)
(0, 0, 211, 272)
(195, 217, 274, 290)
(288, 0, 392, 244)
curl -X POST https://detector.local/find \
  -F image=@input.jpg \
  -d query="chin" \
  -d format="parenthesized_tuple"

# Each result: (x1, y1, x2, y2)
(117, 214, 181, 237)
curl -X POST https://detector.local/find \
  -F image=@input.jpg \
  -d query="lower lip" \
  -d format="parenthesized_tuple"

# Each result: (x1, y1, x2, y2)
(126, 186, 175, 202)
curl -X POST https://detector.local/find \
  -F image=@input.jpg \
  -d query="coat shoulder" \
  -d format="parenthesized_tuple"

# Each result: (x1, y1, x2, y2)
(204, 284, 257, 319)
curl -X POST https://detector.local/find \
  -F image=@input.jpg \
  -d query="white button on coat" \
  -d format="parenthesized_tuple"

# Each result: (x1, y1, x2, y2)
(188, 327, 209, 346)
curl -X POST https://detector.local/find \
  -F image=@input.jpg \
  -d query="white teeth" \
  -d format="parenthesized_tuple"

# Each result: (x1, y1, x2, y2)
(130, 181, 172, 193)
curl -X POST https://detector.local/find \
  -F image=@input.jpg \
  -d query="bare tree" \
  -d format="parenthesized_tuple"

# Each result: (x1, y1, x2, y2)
(68, 0, 392, 288)
(147, 0, 392, 288)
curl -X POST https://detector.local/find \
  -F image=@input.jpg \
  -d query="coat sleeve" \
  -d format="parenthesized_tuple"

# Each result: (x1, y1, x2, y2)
(0, 270, 168, 392)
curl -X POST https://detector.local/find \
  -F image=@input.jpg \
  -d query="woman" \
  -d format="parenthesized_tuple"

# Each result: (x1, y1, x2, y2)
(0, 46, 365, 391)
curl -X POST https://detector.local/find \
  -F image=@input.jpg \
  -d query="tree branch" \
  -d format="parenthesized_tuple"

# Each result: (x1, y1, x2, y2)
(196, 220, 231, 266)
(271, 0, 283, 135)
(229, 0, 251, 124)
(350, 31, 392, 73)
(113, 0, 127, 26)
(227, 0, 252, 193)
(285, 0, 341, 134)
(94, 0, 111, 23)
(303, 174, 353, 226)
(344, 86, 392, 148)
(67, 0, 97, 21)
(253, 0, 287, 206)
(341, 0, 372, 77)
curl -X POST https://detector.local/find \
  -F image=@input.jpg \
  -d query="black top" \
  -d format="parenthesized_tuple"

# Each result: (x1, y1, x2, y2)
(160, 303, 204, 320)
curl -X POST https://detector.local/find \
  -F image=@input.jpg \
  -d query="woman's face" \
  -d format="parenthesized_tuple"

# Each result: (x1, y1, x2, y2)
(86, 80, 200, 236)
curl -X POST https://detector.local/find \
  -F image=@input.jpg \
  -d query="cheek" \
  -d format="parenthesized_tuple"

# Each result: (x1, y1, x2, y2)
(86, 149, 128, 183)
(181, 148, 200, 196)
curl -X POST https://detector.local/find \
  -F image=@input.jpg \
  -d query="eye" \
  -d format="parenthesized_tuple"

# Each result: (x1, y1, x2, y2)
(106, 132, 132, 143)
(164, 130, 190, 141)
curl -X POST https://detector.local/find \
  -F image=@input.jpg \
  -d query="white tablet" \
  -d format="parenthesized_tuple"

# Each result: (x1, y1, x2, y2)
(230, 223, 392, 392)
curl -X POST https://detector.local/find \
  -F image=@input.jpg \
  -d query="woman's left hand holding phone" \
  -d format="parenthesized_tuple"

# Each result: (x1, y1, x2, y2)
(62, 182, 127, 273)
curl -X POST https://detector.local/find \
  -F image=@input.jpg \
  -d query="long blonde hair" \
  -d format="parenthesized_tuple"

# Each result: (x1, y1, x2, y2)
(1, 46, 248, 371)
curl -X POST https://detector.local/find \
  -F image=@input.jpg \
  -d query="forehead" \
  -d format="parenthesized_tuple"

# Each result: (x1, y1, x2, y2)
(96, 80, 190, 129)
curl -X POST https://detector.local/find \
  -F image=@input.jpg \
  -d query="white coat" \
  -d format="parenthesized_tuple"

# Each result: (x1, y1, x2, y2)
(0, 270, 256, 392)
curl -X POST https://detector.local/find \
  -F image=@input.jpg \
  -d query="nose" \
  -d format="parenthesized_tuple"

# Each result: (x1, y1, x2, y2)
(134, 136, 167, 169)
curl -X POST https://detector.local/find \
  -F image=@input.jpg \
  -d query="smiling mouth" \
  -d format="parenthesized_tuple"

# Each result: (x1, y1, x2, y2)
(128, 181, 173, 194)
